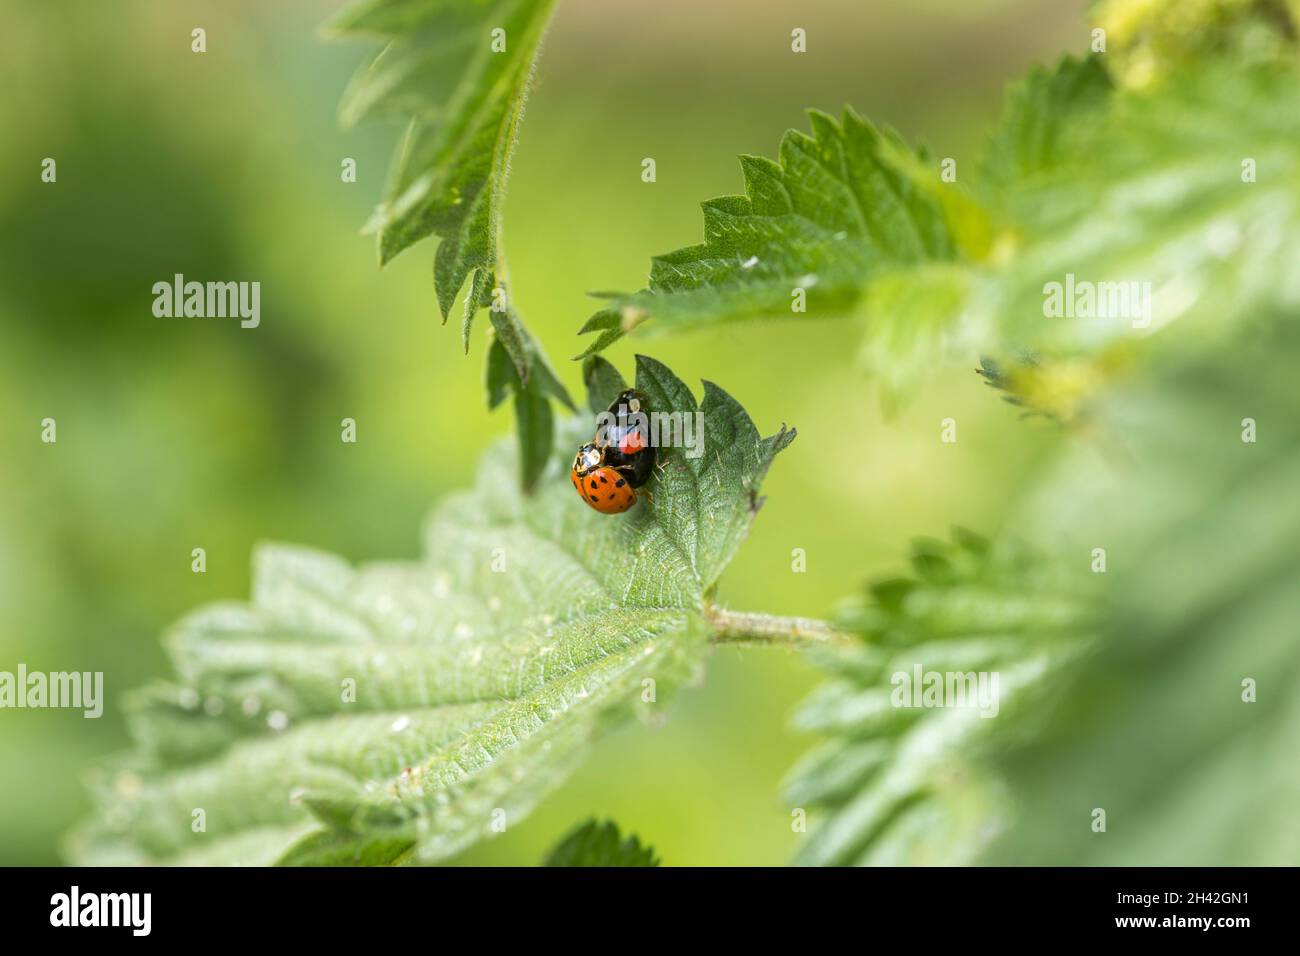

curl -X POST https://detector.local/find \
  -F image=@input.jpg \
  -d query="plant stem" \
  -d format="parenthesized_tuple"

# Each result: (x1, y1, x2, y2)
(705, 607, 858, 650)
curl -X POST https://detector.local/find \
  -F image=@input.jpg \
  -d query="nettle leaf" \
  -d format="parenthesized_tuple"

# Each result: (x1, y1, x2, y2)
(974, 347, 1138, 425)
(986, 61, 1300, 357)
(69, 357, 793, 866)
(981, 310, 1300, 864)
(578, 108, 956, 358)
(969, 55, 1300, 406)
(485, 320, 576, 492)
(785, 530, 1093, 866)
(584, 56, 1300, 411)
(543, 818, 660, 867)
(330, 0, 555, 316)
(792, 315, 1300, 868)
(330, 0, 575, 456)
(979, 55, 1112, 197)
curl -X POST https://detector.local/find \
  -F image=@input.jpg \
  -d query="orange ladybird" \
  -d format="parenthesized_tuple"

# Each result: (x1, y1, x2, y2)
(570, 442, 638, 514)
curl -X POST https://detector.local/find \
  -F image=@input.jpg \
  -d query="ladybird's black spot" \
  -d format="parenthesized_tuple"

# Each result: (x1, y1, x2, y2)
(615, 478, 626, 488)
(599, 475, 608, 484)
(608, 494, 616, 501)
(590, 480, 598, 490)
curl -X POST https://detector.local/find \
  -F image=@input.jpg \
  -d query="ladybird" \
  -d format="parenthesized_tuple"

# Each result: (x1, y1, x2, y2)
(595, 389, 657, 484)
(599, 390, 648, 451)
(571, 442, 639, 514)
(571, 390, 659, 514)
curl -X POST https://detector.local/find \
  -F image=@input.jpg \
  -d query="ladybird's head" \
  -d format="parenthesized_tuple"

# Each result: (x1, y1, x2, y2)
(572, 442, 603, 476)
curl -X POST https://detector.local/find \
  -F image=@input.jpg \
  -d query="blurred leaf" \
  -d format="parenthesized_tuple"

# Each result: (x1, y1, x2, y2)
(855, 263, 976, 412)
(980, 55, 1112, 196)
(578, 108, 955, 356)
(982, 310, 1300, 864)
(791, 283, 1300, 869)
(785, 531, 1093, 866)
(275, 830, 417, 867)
(543, 818, 659, 867)
(1091, 0, 1299, 90)
(69, 357, 794, 865)
(985, 61, 1300, 358)
(974, 347, 1138, 424)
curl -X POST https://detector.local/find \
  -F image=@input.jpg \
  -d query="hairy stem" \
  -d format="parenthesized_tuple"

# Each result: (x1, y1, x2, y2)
(705, 607, 859, 649)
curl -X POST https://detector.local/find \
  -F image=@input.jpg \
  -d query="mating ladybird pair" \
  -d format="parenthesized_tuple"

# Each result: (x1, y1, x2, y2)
(570, 389, 657, 514)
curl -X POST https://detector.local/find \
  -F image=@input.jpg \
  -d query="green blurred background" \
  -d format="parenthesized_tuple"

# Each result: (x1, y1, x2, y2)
(0, 0, 1089, 865)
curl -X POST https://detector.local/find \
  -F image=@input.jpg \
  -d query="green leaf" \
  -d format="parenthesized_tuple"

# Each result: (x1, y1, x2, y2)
(786, 40, 1300, 864)
(488, 299, 531, 381)
(329, 0, 576, 454)
(785, 530, 1094, 866)
(581, 355, 628, 415)
(69, 357, 794, 865)
(485, 337, 515, 411)
(485, 316, 578, 491)
(974, 348, 1134, 424)
(463, 267, 494, 353)
(577, 108, 955, 356)
(276, 830, 416, 867)
(512, 377, 553, 492)
(855, 263, 977, 412)
(543, 818, 660, 867)
(980, 55, 1112, 196)
(984, 61, 1300, 358)
(584, 56, 1300, 413)
(981, 309, 1300, 864)
(1091, 0, 1299, 91)
(791, 312, 1300, 868)
(329, 0, 556, 311)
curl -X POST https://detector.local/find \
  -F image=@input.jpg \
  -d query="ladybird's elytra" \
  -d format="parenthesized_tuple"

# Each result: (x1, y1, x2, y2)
(570, 454, 637, 514)
(570, 389, 657, 514)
